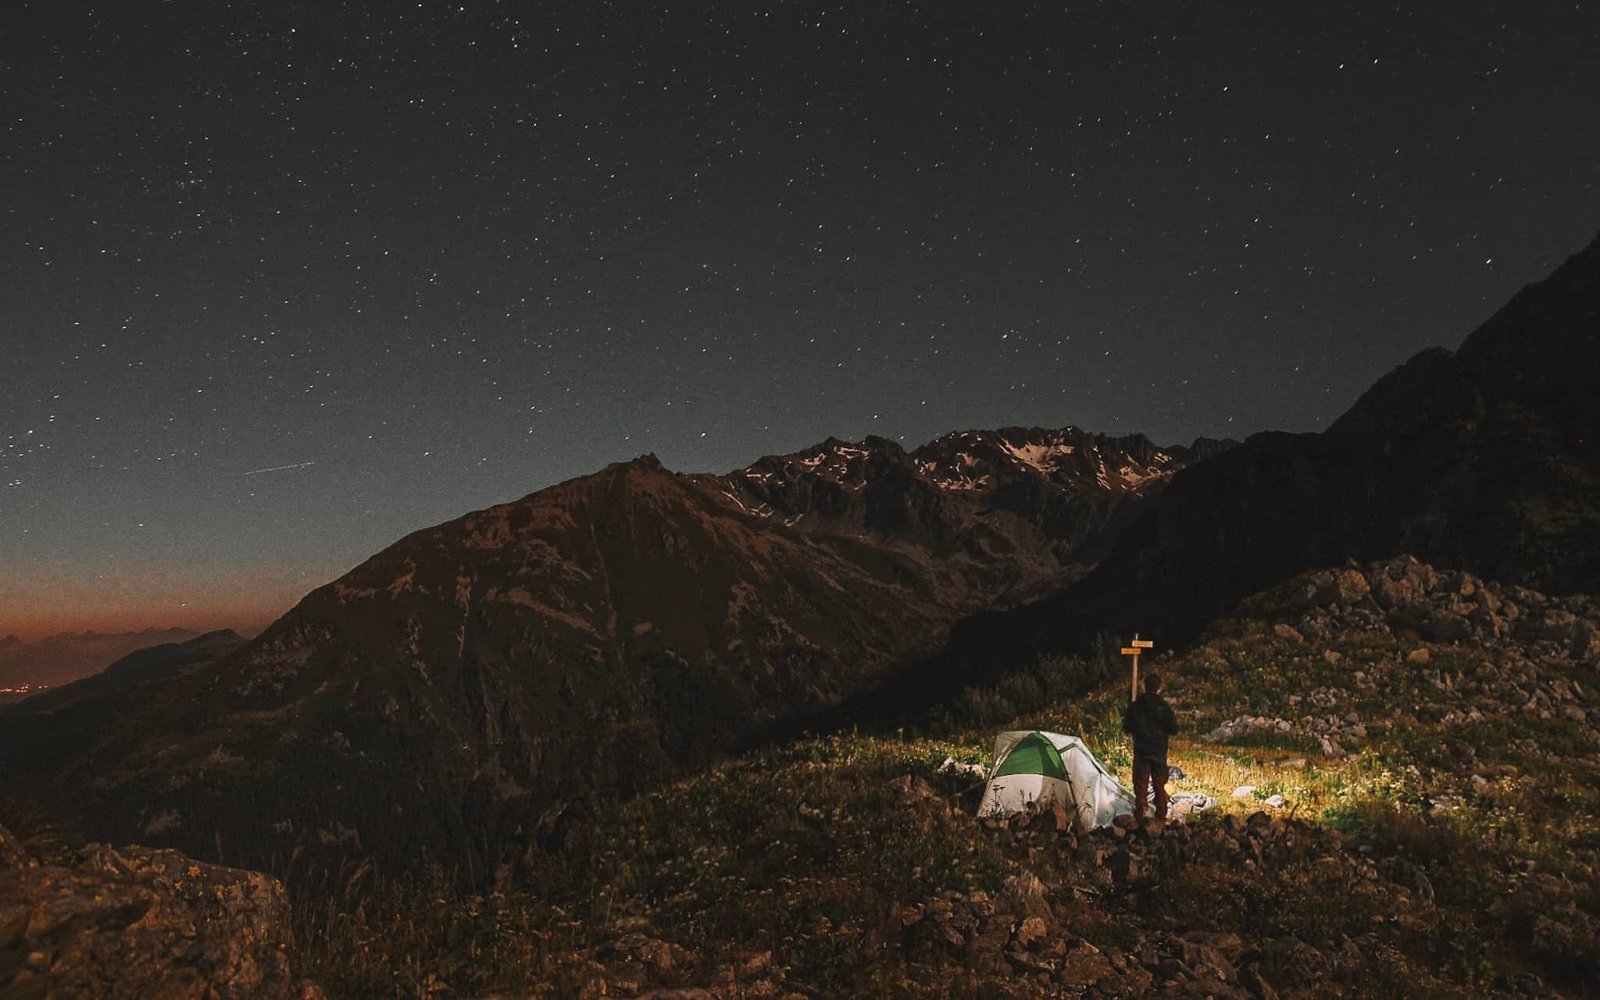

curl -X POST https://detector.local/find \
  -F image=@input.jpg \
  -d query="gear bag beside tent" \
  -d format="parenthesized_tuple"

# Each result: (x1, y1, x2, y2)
(977, 730, 1136, 831)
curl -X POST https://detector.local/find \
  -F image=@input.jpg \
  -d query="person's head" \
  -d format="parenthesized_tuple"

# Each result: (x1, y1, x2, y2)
(1142, 672, 1164, 695)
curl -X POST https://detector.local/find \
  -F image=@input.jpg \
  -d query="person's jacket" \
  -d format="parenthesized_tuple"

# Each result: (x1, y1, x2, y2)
(1122, 691, 1178, 761)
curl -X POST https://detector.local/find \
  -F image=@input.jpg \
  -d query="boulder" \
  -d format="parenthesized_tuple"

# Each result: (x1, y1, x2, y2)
(887, 774, 937, 805)
(1057, 941, 1116, 987)
(965, 925, 1011, 956)
(1389, 605, 1474, 642)
(996, 871, 1053, 921)
(1303, 569, 1371, 608)
(1426, 610, 1474, 642)
(1272, 623, 1305, 643)
(0, 828, 318, 1000)
(1014, 915, 1049, 948)
(1370, 556, 1434, 609)
(0, 824, 26, 870)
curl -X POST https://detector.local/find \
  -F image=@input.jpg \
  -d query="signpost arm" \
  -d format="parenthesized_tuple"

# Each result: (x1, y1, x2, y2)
(1120, 634, 1154, 703)
(1131, 631, 1140, 702)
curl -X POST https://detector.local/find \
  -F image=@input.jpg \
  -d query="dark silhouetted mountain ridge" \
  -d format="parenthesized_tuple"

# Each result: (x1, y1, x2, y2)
(926, 230, 1600, 681)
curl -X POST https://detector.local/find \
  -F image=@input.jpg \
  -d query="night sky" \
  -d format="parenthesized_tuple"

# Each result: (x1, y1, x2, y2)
(4, 2, 1598, 638)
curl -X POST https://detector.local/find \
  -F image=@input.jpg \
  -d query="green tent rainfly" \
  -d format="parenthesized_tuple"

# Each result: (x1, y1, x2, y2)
(993, 731, 1068, 781)
(978, 730, 1135, 831)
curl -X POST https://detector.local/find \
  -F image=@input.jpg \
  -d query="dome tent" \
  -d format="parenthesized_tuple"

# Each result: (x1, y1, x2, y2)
(976, 730, 1136, 831)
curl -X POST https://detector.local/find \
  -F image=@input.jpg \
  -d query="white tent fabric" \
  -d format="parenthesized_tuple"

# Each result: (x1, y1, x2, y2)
(976, 730, 1137, 831)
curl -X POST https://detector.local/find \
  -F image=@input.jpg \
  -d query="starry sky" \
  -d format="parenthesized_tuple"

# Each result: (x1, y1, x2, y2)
(3, 1, 1598, 639)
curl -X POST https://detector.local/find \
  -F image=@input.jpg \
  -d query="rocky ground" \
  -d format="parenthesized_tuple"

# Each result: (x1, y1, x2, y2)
(0, 822, 320, 1000)
(534, 762, 1595, 999)
(1188, 555, 1600, 820)
(449, 555, 1597, 999)
(5, 554, 1598, 998)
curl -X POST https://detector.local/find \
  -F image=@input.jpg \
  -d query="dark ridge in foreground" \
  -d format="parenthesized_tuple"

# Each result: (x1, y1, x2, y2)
(849, 229, 1600, 723)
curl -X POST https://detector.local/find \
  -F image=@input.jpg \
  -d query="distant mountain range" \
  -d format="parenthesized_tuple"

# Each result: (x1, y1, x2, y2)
(5, 230, 1596, 893)
(713, 428, 1233, 591)
(3, 630, 247, 715)
(0, 628, 205, 695)
(0, 425, 1218, 882)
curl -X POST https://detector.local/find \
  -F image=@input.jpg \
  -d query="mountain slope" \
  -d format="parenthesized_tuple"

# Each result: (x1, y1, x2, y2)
(922, 230, 1600, 681)
(0, 630, 245, 720)
(1, 434, 1215, 882)
(0, 627, 203, 696)
(709, 428, 1229, 598)
(306, 558, 1600, 999)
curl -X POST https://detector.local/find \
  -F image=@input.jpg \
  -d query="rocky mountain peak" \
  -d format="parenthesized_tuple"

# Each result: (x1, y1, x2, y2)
(909, 425, 1190, 496)
(616, 452, 666, 472)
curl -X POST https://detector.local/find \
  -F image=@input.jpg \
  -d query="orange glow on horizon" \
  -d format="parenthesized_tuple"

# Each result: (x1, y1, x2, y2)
(3, 602, 285, 643)
(2, 559, 344, 644)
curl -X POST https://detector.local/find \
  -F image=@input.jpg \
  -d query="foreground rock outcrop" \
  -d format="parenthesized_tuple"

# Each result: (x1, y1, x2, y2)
(0, 823, 318, 1000)
(1279, 554, 1600, 661)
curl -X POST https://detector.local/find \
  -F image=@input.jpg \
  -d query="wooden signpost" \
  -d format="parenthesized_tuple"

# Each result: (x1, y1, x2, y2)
(1120, 634, 1154, 701)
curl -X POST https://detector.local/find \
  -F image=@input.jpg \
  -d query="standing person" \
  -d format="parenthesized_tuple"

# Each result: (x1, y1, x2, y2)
(1122, 672, 1179, 822)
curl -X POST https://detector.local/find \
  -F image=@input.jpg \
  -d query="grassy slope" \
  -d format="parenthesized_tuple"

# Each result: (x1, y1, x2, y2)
(301, 568, 1599, 998)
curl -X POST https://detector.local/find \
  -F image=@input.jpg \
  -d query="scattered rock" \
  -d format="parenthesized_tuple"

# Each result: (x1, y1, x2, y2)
(1049, 801, 1072, 832)
(0, 824, 27, 869)
(1108, 848, 1136, 882)
(1169, 792, 1215, 816)
(1057, 943, 1116, 987)
(1014, 915, 1048, 948)
(1206, 716, 1293, 744)
(888, 774, 937, 805)
(937, 755, 987, 780)
(0, 826, 320, 1000)
(965, 925, 1011, 955)
(1303, 568, 1372, 608)
(1271, 556, 1599, 670)
(1241, 965, 1283, 999)
(997, 870, 1053, 921)
(634, 936, 694, 973)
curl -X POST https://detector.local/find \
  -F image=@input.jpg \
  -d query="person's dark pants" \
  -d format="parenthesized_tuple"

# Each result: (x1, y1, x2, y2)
(1133, 757, 1169, 821)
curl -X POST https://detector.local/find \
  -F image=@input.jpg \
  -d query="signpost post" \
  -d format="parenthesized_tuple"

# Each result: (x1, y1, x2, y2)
(1120, 634, 1154, 701)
